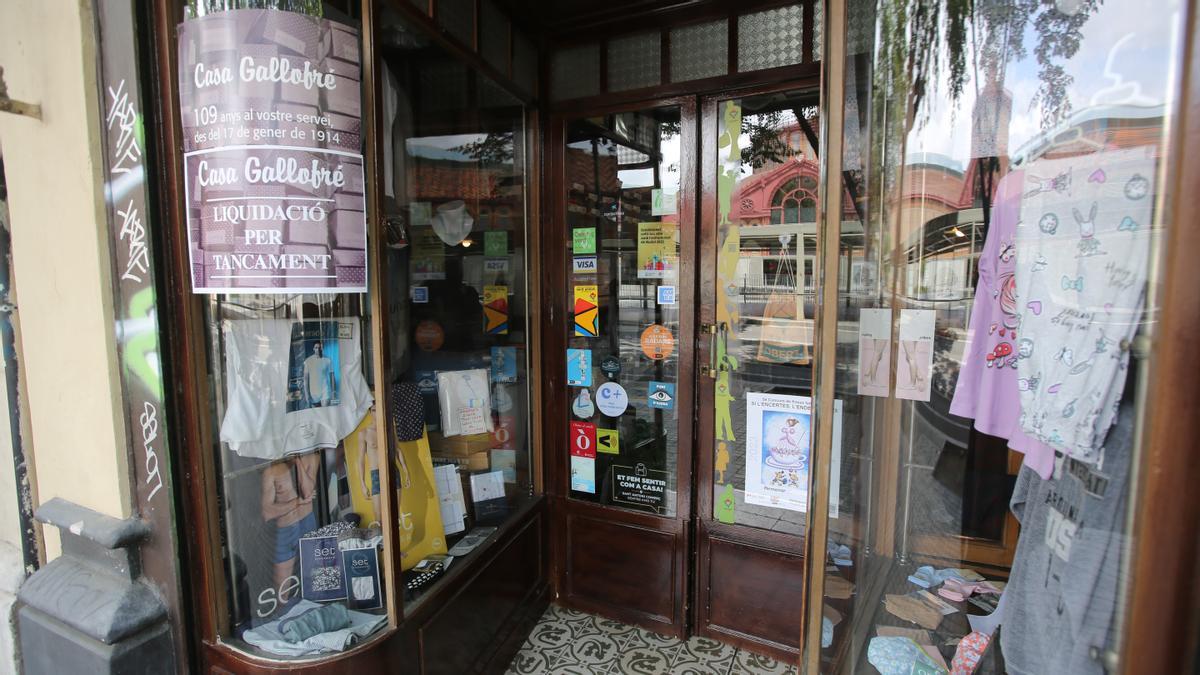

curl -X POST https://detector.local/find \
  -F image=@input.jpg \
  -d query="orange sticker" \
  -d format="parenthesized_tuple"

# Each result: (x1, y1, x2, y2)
(640, 324, 674, 360)
(415, 320, 444, 351)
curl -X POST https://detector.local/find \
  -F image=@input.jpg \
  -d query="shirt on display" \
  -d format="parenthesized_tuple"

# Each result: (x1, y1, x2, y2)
(435, 369, 493, 437)
(1014, 147, 1155, 462)
(950, 169, 1056, 478)
(221, 318, 373, 459)
(1000, 398, 1133, 675)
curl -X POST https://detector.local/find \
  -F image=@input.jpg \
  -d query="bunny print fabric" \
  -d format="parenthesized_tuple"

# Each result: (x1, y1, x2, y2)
(1014, 146, 1156, 462)
(951, 170, 1056, 478)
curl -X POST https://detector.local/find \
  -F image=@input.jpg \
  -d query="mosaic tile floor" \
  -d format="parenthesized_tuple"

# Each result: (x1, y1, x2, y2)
(506, 604, 798, 675)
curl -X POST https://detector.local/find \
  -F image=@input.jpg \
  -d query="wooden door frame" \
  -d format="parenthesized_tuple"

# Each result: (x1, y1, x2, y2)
(546, 94, 699, 638)
(692, 78, 820, 661)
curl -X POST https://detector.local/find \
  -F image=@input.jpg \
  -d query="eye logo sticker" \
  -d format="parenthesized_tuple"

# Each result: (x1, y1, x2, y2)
(648, 381, 675, 410)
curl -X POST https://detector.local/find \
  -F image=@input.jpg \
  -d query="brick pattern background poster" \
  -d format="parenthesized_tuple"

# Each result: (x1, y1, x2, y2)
(178, 10, 367, 293)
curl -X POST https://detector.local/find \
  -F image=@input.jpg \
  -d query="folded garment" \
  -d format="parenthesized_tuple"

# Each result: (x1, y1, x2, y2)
(242, 599, 387, 657)
(280, 604, 351, 643)
(825, 574, 855, 599)
(884, 594, 944, 631)
(937, 587, 965, 603)
(908, 565, 968, 589)
(950, 631, 991, 674)
(867, 636, 948, 675)
(828, 542, 853, 566)
(876, 626, 933, 644)
(941, 577, 1001, 599)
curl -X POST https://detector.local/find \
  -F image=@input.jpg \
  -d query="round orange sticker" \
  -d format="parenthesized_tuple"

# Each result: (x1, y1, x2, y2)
(640, 324, 675, 360)
(415, 320, 445, 351)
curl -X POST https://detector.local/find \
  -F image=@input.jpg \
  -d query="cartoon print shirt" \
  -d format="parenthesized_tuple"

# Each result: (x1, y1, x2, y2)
(221, 318, 373, 459)
(1014, 147, 1155, 462)
(950, 170, 1057, 478)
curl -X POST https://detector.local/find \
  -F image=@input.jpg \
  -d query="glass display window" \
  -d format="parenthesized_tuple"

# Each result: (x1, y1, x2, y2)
(175, 0, 537, 662)
(805, 0, 1187, 672)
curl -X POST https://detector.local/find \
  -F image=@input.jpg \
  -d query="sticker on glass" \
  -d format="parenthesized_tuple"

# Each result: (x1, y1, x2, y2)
(490, 346, 518, 383)
(648, 381, 675, 410)
(651, 189, 678, 216)
(569, 420, 597, 458)
(637, 222, 677, 279)
(572, 227, 597, 255)
(572, 388, 595, 418)
(570, 456, 596, 494)
(412, 286, 429, 304)
(484, 231, 508, 257)
(483, 285, 508, 335)
(595, 382, 629, 417)
(573, 255, 598, 273)
(596, 428, 619, 455)
(640, 324, 674, 360)
(574, 285, 600, 337)
(600, 355, 621, 378)
(566, 349, 592, 387)
(657, 285, 677, 305)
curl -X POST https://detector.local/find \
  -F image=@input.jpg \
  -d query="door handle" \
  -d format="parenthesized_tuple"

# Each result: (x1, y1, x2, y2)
(701, 322, 718, 379)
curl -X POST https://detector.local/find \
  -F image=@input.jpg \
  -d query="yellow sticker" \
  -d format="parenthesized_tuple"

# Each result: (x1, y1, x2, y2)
(596, 428, 619, 455)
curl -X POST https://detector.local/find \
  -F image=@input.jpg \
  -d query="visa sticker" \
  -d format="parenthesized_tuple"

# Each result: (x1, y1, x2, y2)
(573, 256, 598, 273)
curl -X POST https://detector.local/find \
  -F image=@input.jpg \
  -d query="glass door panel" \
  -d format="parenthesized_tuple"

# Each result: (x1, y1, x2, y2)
(711, 90, 822, 536)
(564, 107, 683, 517)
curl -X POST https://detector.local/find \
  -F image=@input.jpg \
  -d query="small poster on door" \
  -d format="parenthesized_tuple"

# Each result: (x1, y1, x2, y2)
(574, 285, 600, 337)
(570, 456, 596, 494)
(896, 309, 935, 402)
(744, 393, 841, 516)
(651, 189, 678, 216)
(483, 285, 508, 335)
(566, 349, 592, 387)
(637, 222, 677, 279)
(857, 308, 892, 397)
(611, 463, 668, 513)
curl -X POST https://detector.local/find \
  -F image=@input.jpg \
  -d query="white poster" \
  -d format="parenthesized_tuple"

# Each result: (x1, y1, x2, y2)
(744, 393, 841, 516)
(857, 308, 892, 397)
(896, 309, 935, 402)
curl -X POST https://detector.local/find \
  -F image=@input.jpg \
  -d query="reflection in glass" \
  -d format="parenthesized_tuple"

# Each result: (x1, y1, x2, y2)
(564, 108, 682, 517)
(712, 91, 830, 535)
(816, 0, 1182, 672)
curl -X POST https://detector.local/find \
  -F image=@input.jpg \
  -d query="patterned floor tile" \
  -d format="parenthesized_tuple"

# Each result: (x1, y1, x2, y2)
(731, 648, 797, 674)
(509, 604, 794, 675)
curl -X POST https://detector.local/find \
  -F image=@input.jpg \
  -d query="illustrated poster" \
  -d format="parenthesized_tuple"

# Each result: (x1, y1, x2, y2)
(483, 285, 509, 335)
(744, 393, 841, 516)
(287, 320, 349, 411)
(574, 285, 600, 337)
(637, 222, 678, 279)
(178, 9, 366, 293)
(857, 308, 892, 397)
(896, 309, 935, 402)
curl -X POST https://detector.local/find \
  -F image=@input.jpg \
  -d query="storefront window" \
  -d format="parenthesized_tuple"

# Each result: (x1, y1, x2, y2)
(180, 0, 533, 660)
(563, 108, 681, 516)
(812, 0, 1183, 672)
(377, 5, 534, 608)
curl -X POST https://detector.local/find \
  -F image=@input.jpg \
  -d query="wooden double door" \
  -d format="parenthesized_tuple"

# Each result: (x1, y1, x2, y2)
(548, 83, 822, 662)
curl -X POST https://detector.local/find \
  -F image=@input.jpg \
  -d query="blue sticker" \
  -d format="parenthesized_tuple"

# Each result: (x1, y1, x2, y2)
(567, 349, 593, 387)
(415, 370, 438, 396)
(412, 286, 429, 303)
(657, 285, 677, 305)
(491, 346, 518, 383)
(648, 381, 675, 410)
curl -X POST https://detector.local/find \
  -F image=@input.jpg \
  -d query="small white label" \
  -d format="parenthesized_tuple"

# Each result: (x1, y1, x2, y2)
(458, 406, 487, 435)
(657, 285, 677, 305)
(484, 258, 509, 273)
